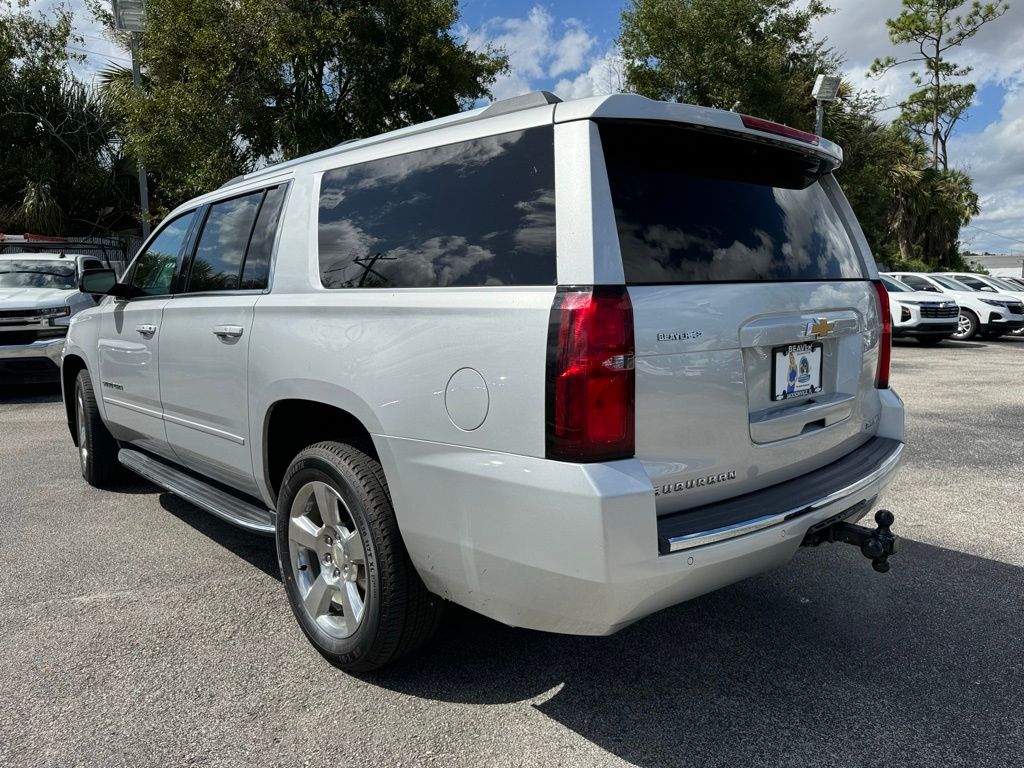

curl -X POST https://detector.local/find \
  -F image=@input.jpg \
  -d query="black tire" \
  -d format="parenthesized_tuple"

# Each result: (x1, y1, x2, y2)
(275, 441, 443, 672)
(916, 336, 945, 346)
(951, 309, 979, 341)
(74, 369, 124, 487)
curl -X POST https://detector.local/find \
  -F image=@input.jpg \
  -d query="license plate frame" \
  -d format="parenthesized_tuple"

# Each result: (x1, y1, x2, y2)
(771, 342, 823, 402)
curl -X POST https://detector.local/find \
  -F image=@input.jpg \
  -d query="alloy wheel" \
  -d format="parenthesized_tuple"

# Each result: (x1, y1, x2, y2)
(287, 481, 368, 639)
(954, 313, 972, 339)
(75, 386, 88, 473)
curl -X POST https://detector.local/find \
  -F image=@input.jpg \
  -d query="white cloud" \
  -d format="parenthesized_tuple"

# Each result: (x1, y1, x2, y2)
(949, 84, 1024, 252)
(814, 0, 1024, 253)
(29, 0, 131, 83)
(814, 0, 1024, 111)
(553, 49, 625, 100)
(461, 5, 597, 101)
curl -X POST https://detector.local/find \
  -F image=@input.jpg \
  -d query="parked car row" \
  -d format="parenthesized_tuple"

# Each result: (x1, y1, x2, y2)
(882, 272, 1024, 342)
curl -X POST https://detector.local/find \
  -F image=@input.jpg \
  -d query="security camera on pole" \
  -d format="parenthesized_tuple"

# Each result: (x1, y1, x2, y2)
(811, 74, 841, 138)
(112, 0, 151, 239)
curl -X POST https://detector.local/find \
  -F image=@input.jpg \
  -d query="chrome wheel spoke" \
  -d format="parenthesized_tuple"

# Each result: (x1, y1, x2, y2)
(313, 481, 341, 527)
(302, 573, 336, 616)
(342, 529, 366, 565)
(289, 515, 322, 553)
(289, 478, 368, 640)
(338, 581, 365, 632)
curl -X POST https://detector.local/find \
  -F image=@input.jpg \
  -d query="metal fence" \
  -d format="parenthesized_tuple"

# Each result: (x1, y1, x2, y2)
(0, 234, 143, 277)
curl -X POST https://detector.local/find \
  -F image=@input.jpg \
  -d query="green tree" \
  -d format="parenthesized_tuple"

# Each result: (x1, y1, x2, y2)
(869, 0, 1009, 169)
(884, 135, 979, 267)
(0, 1, 130, 234)
(96, 0, 507, 207)
(826, 91, 913, 265)
(618, 0, 834, 128)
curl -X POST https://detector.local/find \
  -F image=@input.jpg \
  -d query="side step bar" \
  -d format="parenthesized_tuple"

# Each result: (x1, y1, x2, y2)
(119, 449, 276, 535)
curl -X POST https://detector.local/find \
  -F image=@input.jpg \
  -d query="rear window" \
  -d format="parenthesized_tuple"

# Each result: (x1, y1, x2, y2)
(599, 121, 864, 284)
(317, 127, 556, 288)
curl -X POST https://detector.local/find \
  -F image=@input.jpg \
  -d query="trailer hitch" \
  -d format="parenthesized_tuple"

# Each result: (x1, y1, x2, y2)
(801, 509, 898, 573)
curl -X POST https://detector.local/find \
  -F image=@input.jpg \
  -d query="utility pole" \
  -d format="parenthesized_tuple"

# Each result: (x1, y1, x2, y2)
(113, 1, 150, 239)
(129, 32, 150, 239)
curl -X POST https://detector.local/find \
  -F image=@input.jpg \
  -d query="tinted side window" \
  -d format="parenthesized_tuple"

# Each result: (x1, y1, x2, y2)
(186, 193, 262, 293)
(318, 127, 556, 288)
(130, 211, 197, 296)
(240, 186, 286, 290)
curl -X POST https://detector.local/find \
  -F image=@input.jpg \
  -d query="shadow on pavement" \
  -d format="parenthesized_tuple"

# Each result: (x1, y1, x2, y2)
(367, 540, 1024, 768)
(0, 381, 62, 404)
(158, 492, 281, 581)
(124, 469, 1024, 766)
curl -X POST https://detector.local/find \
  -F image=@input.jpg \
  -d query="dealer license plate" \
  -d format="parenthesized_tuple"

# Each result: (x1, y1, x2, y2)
(771, 343, 823, 402)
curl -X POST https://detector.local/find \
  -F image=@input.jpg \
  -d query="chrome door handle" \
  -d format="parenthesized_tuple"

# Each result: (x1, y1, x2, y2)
(135, 324, 157, 336)
(212, 325, 244, 339)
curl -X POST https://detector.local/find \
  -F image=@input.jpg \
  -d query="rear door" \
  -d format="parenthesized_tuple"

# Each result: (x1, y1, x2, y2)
(97, 210, 198, 459)
(159, 185, 286, 496)
(597, 121, 883, 514)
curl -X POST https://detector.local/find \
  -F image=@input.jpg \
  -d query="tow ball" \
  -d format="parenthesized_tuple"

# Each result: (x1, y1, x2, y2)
(801, 509, 898, 573)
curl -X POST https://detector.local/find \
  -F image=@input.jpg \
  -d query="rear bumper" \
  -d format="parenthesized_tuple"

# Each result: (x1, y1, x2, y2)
(657, 437, 902, 553)
(377, 393, 905, 636)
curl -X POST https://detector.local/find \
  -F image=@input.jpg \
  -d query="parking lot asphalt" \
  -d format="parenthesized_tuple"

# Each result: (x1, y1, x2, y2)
(1, 337, 1023, 768)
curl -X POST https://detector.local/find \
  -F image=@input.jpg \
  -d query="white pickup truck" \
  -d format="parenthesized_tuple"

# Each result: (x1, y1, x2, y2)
(0, 253, 104, 382)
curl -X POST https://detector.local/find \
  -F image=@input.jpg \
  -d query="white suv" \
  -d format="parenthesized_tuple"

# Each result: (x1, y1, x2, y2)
(887, 272, 1024, 340)
(62, 92, 904, 670)
(877, 275, 959, 345)
(938, 272, 1024, 338)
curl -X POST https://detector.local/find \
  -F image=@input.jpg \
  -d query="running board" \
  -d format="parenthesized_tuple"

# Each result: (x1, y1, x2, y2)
(118, 449, 276, 535)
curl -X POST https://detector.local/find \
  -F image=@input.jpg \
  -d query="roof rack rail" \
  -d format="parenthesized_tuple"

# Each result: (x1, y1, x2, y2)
(219, 92, 561, 190)
(482, 90, 561, 118)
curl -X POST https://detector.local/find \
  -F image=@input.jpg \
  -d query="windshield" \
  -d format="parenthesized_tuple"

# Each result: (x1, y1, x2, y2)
(0, 259, 77, 289)
(930, 275, 973, 291)
(880, 276, 909, 293)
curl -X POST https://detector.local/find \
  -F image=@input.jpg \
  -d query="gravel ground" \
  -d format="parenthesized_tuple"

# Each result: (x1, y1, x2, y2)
(1, 337, 1022, 768)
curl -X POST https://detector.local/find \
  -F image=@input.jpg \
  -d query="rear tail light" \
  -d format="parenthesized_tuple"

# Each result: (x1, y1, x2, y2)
(872, 280, 891, 388)
(546, 286, 635, 462)
(741, 114, 820, 145)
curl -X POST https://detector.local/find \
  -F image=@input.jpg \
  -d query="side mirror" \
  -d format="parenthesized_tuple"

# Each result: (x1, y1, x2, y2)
(80, 268, 130, 298)
(979, 286, 996, 292)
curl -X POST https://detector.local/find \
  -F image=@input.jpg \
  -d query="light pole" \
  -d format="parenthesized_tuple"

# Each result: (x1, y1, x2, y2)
(112, 0, 150, 239)
(811, 74, 841, 138)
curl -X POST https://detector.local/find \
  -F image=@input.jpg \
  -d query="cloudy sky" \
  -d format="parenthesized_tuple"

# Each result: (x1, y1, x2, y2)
(48, 0, 1024, 255)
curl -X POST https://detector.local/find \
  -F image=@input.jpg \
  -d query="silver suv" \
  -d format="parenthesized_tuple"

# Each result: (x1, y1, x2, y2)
(62, 92, 904, 671)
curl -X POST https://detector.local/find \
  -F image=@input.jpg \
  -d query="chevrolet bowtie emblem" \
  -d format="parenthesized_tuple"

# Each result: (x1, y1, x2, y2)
(806, 318, 835, 338)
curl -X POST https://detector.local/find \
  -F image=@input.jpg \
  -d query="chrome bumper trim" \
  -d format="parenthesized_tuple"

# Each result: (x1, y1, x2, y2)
(0, 337, 65, 363)
(665, 441, 904, 553)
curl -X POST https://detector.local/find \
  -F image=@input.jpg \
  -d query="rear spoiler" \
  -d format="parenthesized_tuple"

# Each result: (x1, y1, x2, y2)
(554, 94, 843, 167)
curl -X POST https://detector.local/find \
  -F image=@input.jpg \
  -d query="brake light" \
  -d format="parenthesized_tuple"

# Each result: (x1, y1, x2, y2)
(741, 115, 820, 145)
(872, 280, 891, 388)
(546, 286, 635, 462)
